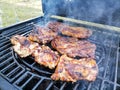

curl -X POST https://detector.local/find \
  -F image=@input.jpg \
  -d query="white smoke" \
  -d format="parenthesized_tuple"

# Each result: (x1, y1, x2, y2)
(42, 0, 120, 26)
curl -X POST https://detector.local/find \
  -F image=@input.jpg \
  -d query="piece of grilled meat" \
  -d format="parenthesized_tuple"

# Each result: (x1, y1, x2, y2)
(51, 55, 98, 82)
(28, 25, 57, 44)
(11, 35, 39, 57)
(61, 26, 92, 38)
(47, 21, 92, 38)
(51, 36, 96, 58)
(46, 21, 63, 32)
(32, 45, 60, 69)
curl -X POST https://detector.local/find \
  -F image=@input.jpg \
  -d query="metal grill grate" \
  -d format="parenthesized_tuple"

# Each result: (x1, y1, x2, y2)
(0, 35, 25, 83)
(0, 17, 120, 90)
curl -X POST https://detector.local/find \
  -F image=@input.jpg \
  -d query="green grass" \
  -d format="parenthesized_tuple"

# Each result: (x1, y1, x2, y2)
(0, 1, 43, 27)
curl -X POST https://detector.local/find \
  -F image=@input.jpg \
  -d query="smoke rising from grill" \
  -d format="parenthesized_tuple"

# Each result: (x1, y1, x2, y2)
(42, 0, 120, 27)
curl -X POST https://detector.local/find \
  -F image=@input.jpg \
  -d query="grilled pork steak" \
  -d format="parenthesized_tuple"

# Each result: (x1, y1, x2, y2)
(28, 25, 57, 44)
(61, 26, 92, 38)
(51, 55, 98, 82)
(11, 35, 39, 57)
(11, 22, 98, 82)
(47, 21, 92, 38)
(51, 36, 96, 58)
(32, 45, 60, 69)
(47, 21, 63, 32)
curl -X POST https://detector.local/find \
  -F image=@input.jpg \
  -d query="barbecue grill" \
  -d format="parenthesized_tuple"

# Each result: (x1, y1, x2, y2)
(0, 0, 120, 90)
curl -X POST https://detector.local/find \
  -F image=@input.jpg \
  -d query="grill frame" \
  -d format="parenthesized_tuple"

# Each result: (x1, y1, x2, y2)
(0, 16, 120, 90)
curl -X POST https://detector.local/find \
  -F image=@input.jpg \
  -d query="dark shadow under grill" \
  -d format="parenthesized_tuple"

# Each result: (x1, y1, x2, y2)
(0, 17, 120, 90)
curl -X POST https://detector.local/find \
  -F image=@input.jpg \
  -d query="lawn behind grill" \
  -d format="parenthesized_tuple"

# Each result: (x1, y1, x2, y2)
(0, 0, 43, 27)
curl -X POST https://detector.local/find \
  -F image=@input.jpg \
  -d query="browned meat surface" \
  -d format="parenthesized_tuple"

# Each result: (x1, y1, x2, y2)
(32, 45, 60, 69)
(11, 35, 39, 57)
(46, 21, 64, 32)
(11, 35, 27, 45)
(47, 21, 92, 38)
(28, 26, 57, 44)
(61, 26, 92, 38)
(51, 36, 96, 58)
(51, 55, 98, 82)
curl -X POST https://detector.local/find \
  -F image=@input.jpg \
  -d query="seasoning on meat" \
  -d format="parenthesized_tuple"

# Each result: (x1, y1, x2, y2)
(61, 26, 92, 38)
(51, 55, 98, 82)
(51, 36, 96, 58)
(11, 35, 39, 57)
(11, 22, 98, 82)
(28, 25, 57, 44)
(32, 45, 60, 69)
(47, 21, 63, 32)
(47, 21, 92, 38)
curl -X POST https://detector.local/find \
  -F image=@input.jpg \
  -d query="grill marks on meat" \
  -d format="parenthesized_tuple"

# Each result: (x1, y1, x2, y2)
(11, 35, 60, 69)
(51, 36, 96, 58)
(61, 26, 92, 38)
(11, 35, 30, 45)
(47, 21, 92, 38)
(11, 22, 98, 82)
(32, 45, 60, 69)
(47, 21, 64, 32)
(51, 55, 98, 82)
(28, 26, 57, 44)
(28, 21, 92, 44)
(11, 35, 39, 57)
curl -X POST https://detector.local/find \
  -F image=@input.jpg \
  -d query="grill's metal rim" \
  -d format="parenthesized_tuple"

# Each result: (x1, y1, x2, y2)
(51, 15, 120, 32)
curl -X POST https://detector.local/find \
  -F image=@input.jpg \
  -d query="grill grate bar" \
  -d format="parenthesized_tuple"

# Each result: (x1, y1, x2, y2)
(46, 82, 54, 90)
(10, 68, 25, 82)
(0, 39, 9, 43)
(33, 66, 52, 74)
(21, 30, 32, 36)
(113, 47, 119, 90)
(19, 57, 53, 75)
(0, 56, 13, 68)
(14, 72, 32, 87)
(7, 28, 31, 37)
(0, 40, 10, 47)
(6, 66, 20, 77)
(1, 62, 17, 74)
(0, 48, 10, 54)
(0, 36, 5, 39)
(2, 25, 31, 36)
(98, 76, 120, 86)
(73, 83, 79, 90)
(21, 75, 33, 88)
(60, 82, 67, 90)
(0, 48, 11, 57)
(0, 51, 12, 63)
(2, 24, 28, 34)
(30, 62, 36, 67)
(32, 78, 44, 90)
(100, 34, 114, 90)
(31, 64, 52, 75)
(97, 57, 104, 65)
(2, 64, 18, 76)
(0, 37, 8, 42)
(87, 83, 92, 90)
(0, 43, 11, 51)
(4, 26, 32, 37)
(117, 84, 120, 87)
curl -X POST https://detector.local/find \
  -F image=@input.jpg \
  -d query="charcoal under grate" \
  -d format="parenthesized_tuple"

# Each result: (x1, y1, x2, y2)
(0, 17, 120, 90)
